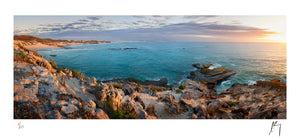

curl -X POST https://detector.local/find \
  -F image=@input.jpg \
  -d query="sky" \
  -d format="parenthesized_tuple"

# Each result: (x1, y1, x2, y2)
(14, 15, 286, 42)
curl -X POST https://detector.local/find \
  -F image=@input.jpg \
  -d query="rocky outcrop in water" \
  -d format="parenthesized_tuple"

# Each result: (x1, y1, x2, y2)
(187, 63, 236, 88)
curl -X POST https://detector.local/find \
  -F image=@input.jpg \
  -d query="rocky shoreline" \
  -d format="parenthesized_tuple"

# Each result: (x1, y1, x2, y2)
(13, 36, 286, 119)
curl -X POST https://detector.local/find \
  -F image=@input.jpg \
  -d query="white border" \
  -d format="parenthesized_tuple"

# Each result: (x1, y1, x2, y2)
(1, 0, 299, 140)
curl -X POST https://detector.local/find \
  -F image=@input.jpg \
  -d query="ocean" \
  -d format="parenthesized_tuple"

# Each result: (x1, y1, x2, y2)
(37, 42, 286, 92)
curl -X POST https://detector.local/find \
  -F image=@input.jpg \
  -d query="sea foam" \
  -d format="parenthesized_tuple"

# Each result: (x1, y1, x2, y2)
(208, 63, 222, 69)
(247, 80, 257, 85)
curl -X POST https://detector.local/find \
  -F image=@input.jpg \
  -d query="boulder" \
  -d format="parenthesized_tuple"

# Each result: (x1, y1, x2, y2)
(164, 102, 181, 114)
(122, 84, 135, 95)
(95, 109, 109, 119)
(194, 105, 209, 119)
(163, 94, 175, 103)
(130, 92, 146, 109)
(121, 97, 148, 119)
(31, 55, 55, 73)
(56, 100, 69, 107)
(83, 105, 96, 116)
(86, 100, 97, 110)
(69, 98, 82, 107)
(61, 104, 78, 114)
(96, 84, 123, 111)
(146, 104, 157, 117)
(14, 82, 39, 103)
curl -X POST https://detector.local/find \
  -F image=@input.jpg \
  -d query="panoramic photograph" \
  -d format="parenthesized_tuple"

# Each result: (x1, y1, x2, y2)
(13, 15, 286, 119)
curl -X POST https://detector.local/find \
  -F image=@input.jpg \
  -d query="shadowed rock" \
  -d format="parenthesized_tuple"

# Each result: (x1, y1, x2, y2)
(143, 78, 168, 87)
(188, 63, 236, 86)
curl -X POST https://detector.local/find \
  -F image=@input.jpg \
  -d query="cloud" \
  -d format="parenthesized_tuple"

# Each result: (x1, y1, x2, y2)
(36, 22, 279, 42)
(15, 16, 280, 42)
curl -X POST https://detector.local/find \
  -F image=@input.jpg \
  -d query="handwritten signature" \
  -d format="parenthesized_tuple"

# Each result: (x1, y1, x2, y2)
(269, 121, 281, 136)
(18, 122, 24, 130)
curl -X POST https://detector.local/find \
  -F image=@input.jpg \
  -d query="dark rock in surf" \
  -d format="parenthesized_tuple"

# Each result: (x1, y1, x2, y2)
(187, 63, 236, 87)
(143, 78, 168, 87)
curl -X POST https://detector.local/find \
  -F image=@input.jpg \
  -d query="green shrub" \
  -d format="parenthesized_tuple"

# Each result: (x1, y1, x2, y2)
(226, 101, 239, 107)
(149, 86, 165, 92)
(14, 53, 29, 62)
(71, 69, 87, 80)
(175, 89, 180, 94)
(166, 85, 172, 90)
(134, 86, 139, 91)
(178, 84, 186, 90)
(113, 82, 123, 89)
(111, 109, 138, 119)
(103, 97, 138, 119)
(71, 69, 80, 77)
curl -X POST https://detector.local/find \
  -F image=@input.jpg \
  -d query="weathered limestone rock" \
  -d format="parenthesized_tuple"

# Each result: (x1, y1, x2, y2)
(187, 63, 236, 86)
(146, 104, 157, 117)
(121, 97, 148, 119)
(122, 84, 135, 95)
(130, 92, 146, 109)
(69, 98, 82, 107)
(56, 100, 69, 107)
(61, 104, 78, 114)
(192, 63, 212, 69)
(95, 109, 109, 119)
(143, 78, 168, 87)
(83, 105, 96, 116)
(14, 82, 39, 103)
(96, 84, 123, 111)
(194, 105, 209, 119)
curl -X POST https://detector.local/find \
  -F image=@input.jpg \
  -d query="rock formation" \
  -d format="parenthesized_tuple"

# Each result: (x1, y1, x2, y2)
(187, 63, 236, 88)
(13, 36, 286, 119)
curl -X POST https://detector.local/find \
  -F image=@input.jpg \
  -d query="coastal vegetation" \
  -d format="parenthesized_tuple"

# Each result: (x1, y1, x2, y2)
(71, 69, 87, 80)
(112, 82, 123, 89)
(13, 35, 286, 119)
(178, 84, 186, 90)
(226, 101, 239, 107)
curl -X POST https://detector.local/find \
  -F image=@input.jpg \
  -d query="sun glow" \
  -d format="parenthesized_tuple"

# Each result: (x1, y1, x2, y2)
(268, 34, 286, 43)
(257, 33, 286, 43)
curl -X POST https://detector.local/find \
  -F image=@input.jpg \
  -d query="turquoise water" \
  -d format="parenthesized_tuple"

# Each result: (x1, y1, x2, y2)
(38, 42, 286, 92)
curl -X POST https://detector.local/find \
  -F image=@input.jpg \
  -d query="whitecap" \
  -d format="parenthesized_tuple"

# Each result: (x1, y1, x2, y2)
(247, 80, 257, 85)
(221, 80, 231, 87)
(260, 78, 266, 81)
(208, 63, 222, 69)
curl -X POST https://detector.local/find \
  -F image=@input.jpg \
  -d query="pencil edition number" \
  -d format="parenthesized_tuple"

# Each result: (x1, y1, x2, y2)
(18, 122, 24, 130)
